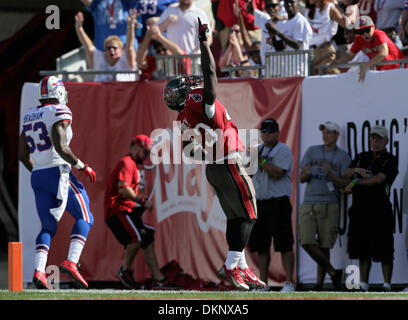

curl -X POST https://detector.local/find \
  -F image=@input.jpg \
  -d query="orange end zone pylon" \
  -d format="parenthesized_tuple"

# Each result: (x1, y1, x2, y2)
(8, 242, 23, 291)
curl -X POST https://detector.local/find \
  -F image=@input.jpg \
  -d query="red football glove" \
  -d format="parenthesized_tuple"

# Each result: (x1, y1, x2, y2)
(198, 17, 209, 43)
(79, 164, 96, 183)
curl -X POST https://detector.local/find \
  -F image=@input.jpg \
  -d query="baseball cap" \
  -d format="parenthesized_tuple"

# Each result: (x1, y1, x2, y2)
(319, 121, 340, 133)
(358, 15, 374, 30)
(370, 125, 388, 138)
(131, 134, 153, 151)
(261, 118, 279, 133)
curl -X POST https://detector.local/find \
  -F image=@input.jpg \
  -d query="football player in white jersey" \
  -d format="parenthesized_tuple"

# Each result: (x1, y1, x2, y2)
(19, 76, 96, 289)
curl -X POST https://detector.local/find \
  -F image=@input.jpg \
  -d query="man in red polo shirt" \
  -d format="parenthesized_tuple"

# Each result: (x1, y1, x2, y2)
(337, 15, 405, 82)
(104, 134, 168, 289)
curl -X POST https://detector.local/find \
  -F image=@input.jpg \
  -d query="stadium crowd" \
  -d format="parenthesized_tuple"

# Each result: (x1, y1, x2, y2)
(71, 0, 408, 81)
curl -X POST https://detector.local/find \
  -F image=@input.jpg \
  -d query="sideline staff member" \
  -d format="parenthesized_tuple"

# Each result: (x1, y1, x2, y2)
(343, 125, 398, 292)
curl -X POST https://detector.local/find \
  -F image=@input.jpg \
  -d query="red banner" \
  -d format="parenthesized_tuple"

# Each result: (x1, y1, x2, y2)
(44, 78, 303, 285)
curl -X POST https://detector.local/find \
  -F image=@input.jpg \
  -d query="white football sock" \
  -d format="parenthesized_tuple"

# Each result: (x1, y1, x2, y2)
(225, 251, 242, 270)
(67, 240, 85, 264)
(238, 249, 249, 269)
(34, 250, 48, 273)
(384, 282, 391, 290)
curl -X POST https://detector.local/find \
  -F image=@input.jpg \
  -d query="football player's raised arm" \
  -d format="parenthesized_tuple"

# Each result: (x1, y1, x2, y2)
(18, 131, 33, 172)
(198, 17, 216, 106)
(51, 120, 79, 166)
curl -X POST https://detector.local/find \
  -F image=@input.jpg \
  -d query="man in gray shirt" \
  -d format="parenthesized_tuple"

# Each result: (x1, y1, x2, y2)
(299, 121, 351, 291)
(248, 118, 296, 292)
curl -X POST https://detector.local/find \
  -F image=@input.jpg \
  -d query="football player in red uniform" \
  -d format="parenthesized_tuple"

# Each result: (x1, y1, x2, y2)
(163, 18, 266, 291)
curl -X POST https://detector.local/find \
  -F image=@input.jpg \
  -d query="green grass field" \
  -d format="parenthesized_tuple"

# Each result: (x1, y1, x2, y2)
(1, 289, 407, 300)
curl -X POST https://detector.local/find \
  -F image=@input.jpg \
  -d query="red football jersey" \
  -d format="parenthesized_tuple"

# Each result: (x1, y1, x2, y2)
(177, 88, 244, 161)
(351, 29, 405, 70)
(104, 154, 140, 219)
(358, 0, 377, 24)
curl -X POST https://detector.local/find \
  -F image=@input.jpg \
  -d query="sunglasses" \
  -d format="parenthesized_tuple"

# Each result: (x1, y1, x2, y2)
(265, 3, 280, 9)
(355, 27, 371, 35)
(105, 45, 120, 51)
(230, 29, 240, 33)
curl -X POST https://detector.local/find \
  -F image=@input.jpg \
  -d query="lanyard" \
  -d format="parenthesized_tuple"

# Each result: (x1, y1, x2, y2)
(260, 142, 278, 160)
(106, 0, 116, 18)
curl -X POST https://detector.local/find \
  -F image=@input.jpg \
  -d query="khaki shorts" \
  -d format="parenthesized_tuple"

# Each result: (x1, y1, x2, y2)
(298, 203, 339, 248)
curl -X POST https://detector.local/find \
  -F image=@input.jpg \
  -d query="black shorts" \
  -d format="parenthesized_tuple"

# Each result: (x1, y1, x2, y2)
(248, 196, 294, 253)
(105, 207, 155, 249)
(347, 205, 394, 262)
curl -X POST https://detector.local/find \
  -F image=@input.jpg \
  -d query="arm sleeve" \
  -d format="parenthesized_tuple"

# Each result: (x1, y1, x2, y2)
(117, 160, 135, 185)
(350, 37, 361, 54)
(254, 9, 270, 28)
(273, 145, 293, 172)
(51, 105, 73, 125)
(372, 31, 388, 48)
(379, 156, 399, 185)
(158, 7, 171, 25)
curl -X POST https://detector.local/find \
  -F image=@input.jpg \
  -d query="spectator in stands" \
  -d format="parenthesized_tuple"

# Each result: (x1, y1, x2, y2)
(248, 0, 289, 66)
(218, 24, 250, 77)
(127, 0, 179, 42)
(74, 10, 138, 82)
(374, 0, 405, 48)
(104, 135, 170, 289)
(264, 0, 313, 75)
(136, 23, 188, 80)
(217, 0, 264, 49)
(335, 15, 405, 82)
(79, 0, 139, 51)
(248, 119, 296, 292)
(299, 121, 351, 291)
(232, 0, 263, 77)
(342, 125, 398, 292)
(158, 0, 212, 53)
(303, 0, 352, 74)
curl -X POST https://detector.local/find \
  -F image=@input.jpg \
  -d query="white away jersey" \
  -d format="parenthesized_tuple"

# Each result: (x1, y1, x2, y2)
(21, 104, 73, 170)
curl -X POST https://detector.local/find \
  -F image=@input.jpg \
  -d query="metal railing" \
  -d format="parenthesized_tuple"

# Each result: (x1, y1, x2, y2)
(220, 65, 265, 79)
(319, 58, 408, 74)
(155, 53, 201, 79)
(219, 49, 314, 78)
(265, 49, 313, 77)
(39, 70, 141, 82)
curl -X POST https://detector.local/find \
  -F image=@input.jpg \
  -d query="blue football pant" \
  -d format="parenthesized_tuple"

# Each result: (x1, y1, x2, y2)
(31, 166, 94, 249)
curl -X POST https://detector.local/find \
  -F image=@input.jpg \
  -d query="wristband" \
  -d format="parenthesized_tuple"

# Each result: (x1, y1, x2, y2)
(259, 158, 267, 167)
(138, 197, 147, 206)
(351, 179, 358, 187)
(74, 159, 85, 170)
